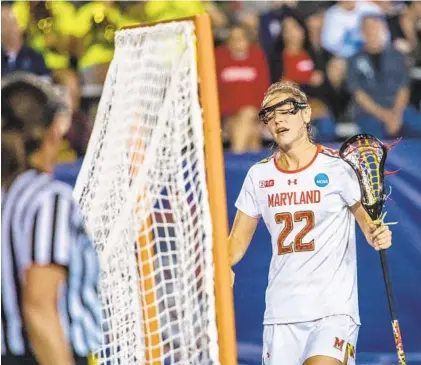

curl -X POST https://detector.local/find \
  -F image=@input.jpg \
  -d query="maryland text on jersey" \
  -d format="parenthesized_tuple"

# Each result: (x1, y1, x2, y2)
(268, 190, 321, 207)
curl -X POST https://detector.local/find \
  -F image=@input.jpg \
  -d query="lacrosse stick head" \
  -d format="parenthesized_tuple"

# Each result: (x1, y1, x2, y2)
(339, 134, 388, 221)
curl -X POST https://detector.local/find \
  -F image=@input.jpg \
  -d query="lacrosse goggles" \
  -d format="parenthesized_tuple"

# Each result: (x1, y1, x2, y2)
(258, 97, 308, 124)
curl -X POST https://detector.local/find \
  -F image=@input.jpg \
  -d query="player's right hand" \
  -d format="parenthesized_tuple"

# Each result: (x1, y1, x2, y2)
(368, 223, 392, 251)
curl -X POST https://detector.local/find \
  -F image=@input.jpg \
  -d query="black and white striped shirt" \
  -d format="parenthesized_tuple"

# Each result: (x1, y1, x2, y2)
(1, 169, 101, 357)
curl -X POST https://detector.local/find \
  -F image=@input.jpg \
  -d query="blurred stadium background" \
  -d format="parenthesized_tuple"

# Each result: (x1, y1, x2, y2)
(2, 1, 421, 364)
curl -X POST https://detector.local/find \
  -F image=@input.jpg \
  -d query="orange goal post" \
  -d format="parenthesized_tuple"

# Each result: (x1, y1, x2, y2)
(74, 14, 237, 365)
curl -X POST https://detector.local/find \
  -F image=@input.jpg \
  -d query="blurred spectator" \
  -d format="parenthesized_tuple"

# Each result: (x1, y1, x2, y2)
(12, 1, 77, 71)
(321, 0, 390, 59)
(73, 1, 130, 71)
(258, 1, 298, 60)
(269, 15, 312, 84)
(237, 0, 273, 22)
(305, 8, 351, 122)
(295, 1, 333, 19)
(1, 4, 50, 78)
(269, 15, 337, 142)
(396, 1, 421, 110)
(347, 15, 421, 138)
(215, 25, 270, 153)
(234, 1, 273, 43)
(118, 1, 146, 24)
(397, 1, 421, 56)
(144, 0, 206, 22)
(53, 70, 93, 159)
(205, 2, 230, 46)
(305, 9, 330, 72)
(143, 1, 229, 46)
(375, 1, 409, 50)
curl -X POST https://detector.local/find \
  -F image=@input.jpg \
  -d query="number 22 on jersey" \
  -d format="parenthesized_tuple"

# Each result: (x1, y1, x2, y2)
(275, 211, 315, 255)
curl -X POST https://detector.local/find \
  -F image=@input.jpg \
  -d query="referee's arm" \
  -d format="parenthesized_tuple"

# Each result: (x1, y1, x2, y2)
(23, 192, 74, 365)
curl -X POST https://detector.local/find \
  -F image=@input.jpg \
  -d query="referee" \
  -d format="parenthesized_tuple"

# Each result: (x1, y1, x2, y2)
(1, 72, 101, 365)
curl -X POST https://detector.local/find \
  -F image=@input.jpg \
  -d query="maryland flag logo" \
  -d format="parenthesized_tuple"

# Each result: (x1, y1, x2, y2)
(347, 343, 356, 360)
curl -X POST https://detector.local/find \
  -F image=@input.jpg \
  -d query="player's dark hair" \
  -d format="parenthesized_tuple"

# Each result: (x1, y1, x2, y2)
(261, 80, 313, 142)
(1, 72, 65, 188)
(1, 130, 26, 189)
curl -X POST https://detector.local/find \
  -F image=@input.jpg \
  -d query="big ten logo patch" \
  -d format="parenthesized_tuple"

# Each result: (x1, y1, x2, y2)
(260, 179, 275, 188)
(314, 173, 329, 188)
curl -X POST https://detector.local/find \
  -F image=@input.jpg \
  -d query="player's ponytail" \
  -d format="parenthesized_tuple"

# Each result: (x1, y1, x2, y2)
(1, 130, 26, 189)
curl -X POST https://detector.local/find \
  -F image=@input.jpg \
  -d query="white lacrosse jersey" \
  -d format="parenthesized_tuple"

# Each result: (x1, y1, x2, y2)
(235, 145, 362, 325)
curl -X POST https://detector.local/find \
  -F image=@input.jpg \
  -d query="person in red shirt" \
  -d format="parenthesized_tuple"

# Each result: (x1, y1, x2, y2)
(215, 25, 270, 153)
(269, 16, 322, 87)
(269, 15, 337, 142)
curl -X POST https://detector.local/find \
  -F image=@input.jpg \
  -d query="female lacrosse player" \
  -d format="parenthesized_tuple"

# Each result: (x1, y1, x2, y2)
(229, 80, 392, 365)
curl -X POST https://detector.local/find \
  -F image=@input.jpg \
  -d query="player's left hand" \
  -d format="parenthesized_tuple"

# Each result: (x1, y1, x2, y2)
(368, 223, 392, 251)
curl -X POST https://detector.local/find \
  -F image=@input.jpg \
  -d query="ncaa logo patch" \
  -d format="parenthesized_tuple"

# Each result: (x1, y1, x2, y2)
(314, 173, 329, 187)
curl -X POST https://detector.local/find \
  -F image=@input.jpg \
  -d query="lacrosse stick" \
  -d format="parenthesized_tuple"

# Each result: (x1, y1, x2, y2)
(339, 134, 406, 365)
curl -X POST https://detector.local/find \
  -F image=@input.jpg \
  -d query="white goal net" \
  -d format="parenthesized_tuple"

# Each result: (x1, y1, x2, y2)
(74, 21, 219, 365)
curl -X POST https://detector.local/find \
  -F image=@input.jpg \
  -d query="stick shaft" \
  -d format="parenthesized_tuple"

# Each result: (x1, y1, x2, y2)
(379, 250, 396, 319)
(379, 250, 407, 365)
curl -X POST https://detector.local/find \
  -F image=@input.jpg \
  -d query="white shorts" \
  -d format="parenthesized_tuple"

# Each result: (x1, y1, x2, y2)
(262, 315, 359, 365)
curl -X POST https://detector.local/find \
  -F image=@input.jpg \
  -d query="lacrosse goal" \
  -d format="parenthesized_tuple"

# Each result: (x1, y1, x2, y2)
(74, 14, 236, 365)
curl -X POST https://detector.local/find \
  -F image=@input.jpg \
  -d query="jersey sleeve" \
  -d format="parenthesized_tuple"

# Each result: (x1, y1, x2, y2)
(29, 191, 73, 267)
(340, 163, 362, 207)
(27, 187, 93, 269)
(235, 168, 261, 218)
